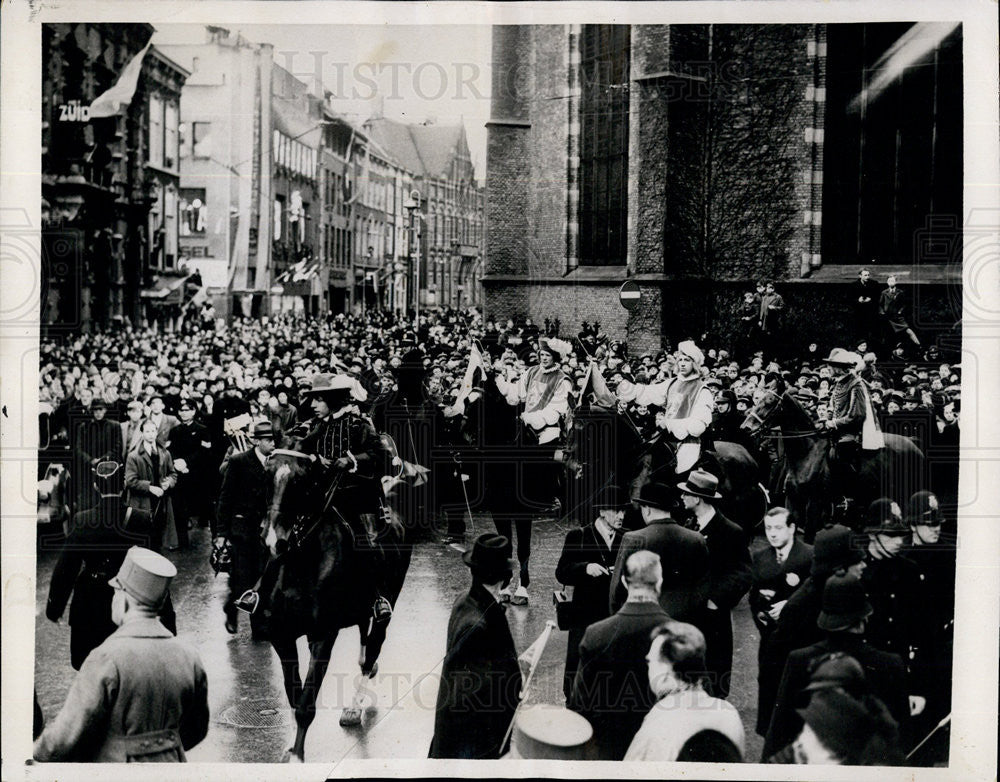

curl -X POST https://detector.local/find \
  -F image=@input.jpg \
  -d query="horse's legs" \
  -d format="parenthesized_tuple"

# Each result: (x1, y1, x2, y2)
(514, 517, 532, 588)
(285, 634, 337, 762)
(493, 514, 514, 589)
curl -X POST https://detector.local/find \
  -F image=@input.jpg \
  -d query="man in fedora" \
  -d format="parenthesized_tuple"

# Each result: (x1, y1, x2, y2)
(610, 481, 709, 622)
(615, 340, 715, 474)
(45, 461, 176, 670)
(34, 547, 209, 763)
(763, 572, 909, 759)
(298, 372, 393, 624)
(216, 419, 275, 635)
(429, 533, 523, 759)
(678, 469, 751, 699)
(822, 348, 883, 503)
(556, 485, 627, 699)
(570, 550, 672, 760)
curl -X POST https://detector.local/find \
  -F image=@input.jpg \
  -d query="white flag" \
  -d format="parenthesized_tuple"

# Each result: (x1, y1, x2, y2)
(89, 42, 152, 119)
(517, 620, 556, 668)
(454, 341, 487, 406)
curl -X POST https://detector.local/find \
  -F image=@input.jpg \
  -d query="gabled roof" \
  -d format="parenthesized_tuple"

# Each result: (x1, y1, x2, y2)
(365, 117, 467, 180)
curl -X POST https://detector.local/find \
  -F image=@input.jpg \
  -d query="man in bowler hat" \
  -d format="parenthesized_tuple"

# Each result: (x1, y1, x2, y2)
(429, 533, 523, 759)
(610, 481, 709, 622)
(555, 485, 626, 698)
(34, 547, 209, 762)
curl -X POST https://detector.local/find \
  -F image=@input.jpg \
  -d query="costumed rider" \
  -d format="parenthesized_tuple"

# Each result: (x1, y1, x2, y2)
(616, 340, 715, 475)
(496, 337, 574, 445)
(299, 372, 394, 624)
(821, 348, 884, 505)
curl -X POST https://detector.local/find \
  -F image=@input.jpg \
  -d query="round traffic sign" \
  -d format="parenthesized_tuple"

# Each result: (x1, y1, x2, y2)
(619, 280, 641, 311)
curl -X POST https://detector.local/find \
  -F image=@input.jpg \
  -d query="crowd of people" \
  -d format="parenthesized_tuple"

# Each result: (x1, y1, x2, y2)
(34, 295, 958, 765)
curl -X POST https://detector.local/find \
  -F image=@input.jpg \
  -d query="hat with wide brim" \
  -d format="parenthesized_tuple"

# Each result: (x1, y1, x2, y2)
(462, 533, 515, 578)
(677, 469, 723, 501)
(538, 337, 573, 359)
(823, 348, 864, 369)
(301, 373, 367, 401)
(634, 481, 676, 511)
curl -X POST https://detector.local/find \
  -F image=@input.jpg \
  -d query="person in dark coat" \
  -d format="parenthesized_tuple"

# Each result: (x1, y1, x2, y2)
(750, 508, 814, 645)
(45, 461, 176, 670)
(555, 485, 626, 699)
(124, 419, 178, 551)
(610, 481, 709, 622)
(853, 268, 881, 347)
(215, 419, 275, 635)
(756, 523, 866, 736)
(879, 275, 921, 351)
(73, 399, 122, 511)
(569, 550, 671, 760)
(904, 490, 955, 765)
(429, 533, 523, 759)
(166, 398, 210, 548)
(763, 572, 909, 759)
(860, 498, 921, 660)
(678, 470, 752, 699)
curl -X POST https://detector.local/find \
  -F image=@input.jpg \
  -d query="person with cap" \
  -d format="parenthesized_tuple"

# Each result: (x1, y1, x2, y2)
(120, 399, 146, 458)
(215, 419, 276, 635)
(822, 347, 883, 504)
(166, 398, 210, 548)
(750, 507, 814, 664)
(677, 469, 752, 699)
(505, 704, 593, 760)
(429, 533, 523, 759)
(610, 481, 709, 622)
(615, 340, 715, 474)
(763, 572, 909, 759)
(34, 547, 208, 763)
(555, 485, 627, 697)
(860, 497, 921, 661)
(756, 523, 866, 737)
(624, 620, 745, 762)
(298, 373, 393, 623)
(570, 550, 672, 760)
(73, 397, 122, 512)
(44, 461, 176, 670)
(758, 281, 785, 347)
(145, 393, 179, 449)
(767, 654, 904, 765)
(124, 418, 179, 552)
(904, 490, 955, 765)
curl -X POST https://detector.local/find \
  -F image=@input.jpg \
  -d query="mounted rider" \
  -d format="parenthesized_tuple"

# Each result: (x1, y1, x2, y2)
(299, 373, 394, 623)
(615, 340, 715, 474)
(495, 336, 574, 445)
(821, 348, 884, 502)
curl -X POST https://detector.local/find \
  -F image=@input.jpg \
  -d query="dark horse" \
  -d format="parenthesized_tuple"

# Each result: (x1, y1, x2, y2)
(257, 436, 412, 762)
(564, 395, 767, 536)
(740, 389, 924, 540)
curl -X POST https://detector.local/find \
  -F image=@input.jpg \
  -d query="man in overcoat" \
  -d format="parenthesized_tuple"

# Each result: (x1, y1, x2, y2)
(45, 461, 176, 670)
(610, 481, 709, 622)
(678, 469, 752, 699)
(34, 547, 208, 762)
(215, 419, 275, 635)
(569, 550, 671, 760)
(750, 507, 814, 647)
(429, 533, 523, 759)
(555, 485, 626, 698)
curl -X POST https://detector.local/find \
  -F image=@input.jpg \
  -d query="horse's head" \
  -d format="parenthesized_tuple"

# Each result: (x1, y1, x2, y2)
(263, 448, 322, 556)
(740, 388, 783, 434)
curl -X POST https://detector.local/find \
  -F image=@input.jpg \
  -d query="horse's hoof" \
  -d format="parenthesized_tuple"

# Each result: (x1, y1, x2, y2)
(340, 707, 363, 727)
(364, 661, 379, 679)
(282, 749, 303, 763)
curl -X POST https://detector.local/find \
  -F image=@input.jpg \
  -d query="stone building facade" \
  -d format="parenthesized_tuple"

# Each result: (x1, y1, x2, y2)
(485, 23, 962, 354)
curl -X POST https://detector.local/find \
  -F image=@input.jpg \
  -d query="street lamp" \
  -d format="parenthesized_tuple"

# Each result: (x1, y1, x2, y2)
(402, 190, 422, 326)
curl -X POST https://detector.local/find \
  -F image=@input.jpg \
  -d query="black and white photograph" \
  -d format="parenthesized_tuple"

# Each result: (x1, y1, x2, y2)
(1, 1, 998, 779)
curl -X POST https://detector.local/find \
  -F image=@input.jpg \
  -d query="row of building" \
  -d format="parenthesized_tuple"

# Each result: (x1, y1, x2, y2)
(42, 23, 485, 333)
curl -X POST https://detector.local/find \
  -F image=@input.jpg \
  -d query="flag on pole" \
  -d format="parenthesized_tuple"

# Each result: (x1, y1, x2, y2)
(88, 42, 152, 119)
(579, 361, 617, 408)
(517, 620, 556, 670)
(455, 341, 488, 405)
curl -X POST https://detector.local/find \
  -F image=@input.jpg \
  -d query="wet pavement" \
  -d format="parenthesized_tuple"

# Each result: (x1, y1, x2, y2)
(34, 515, 765, 763)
